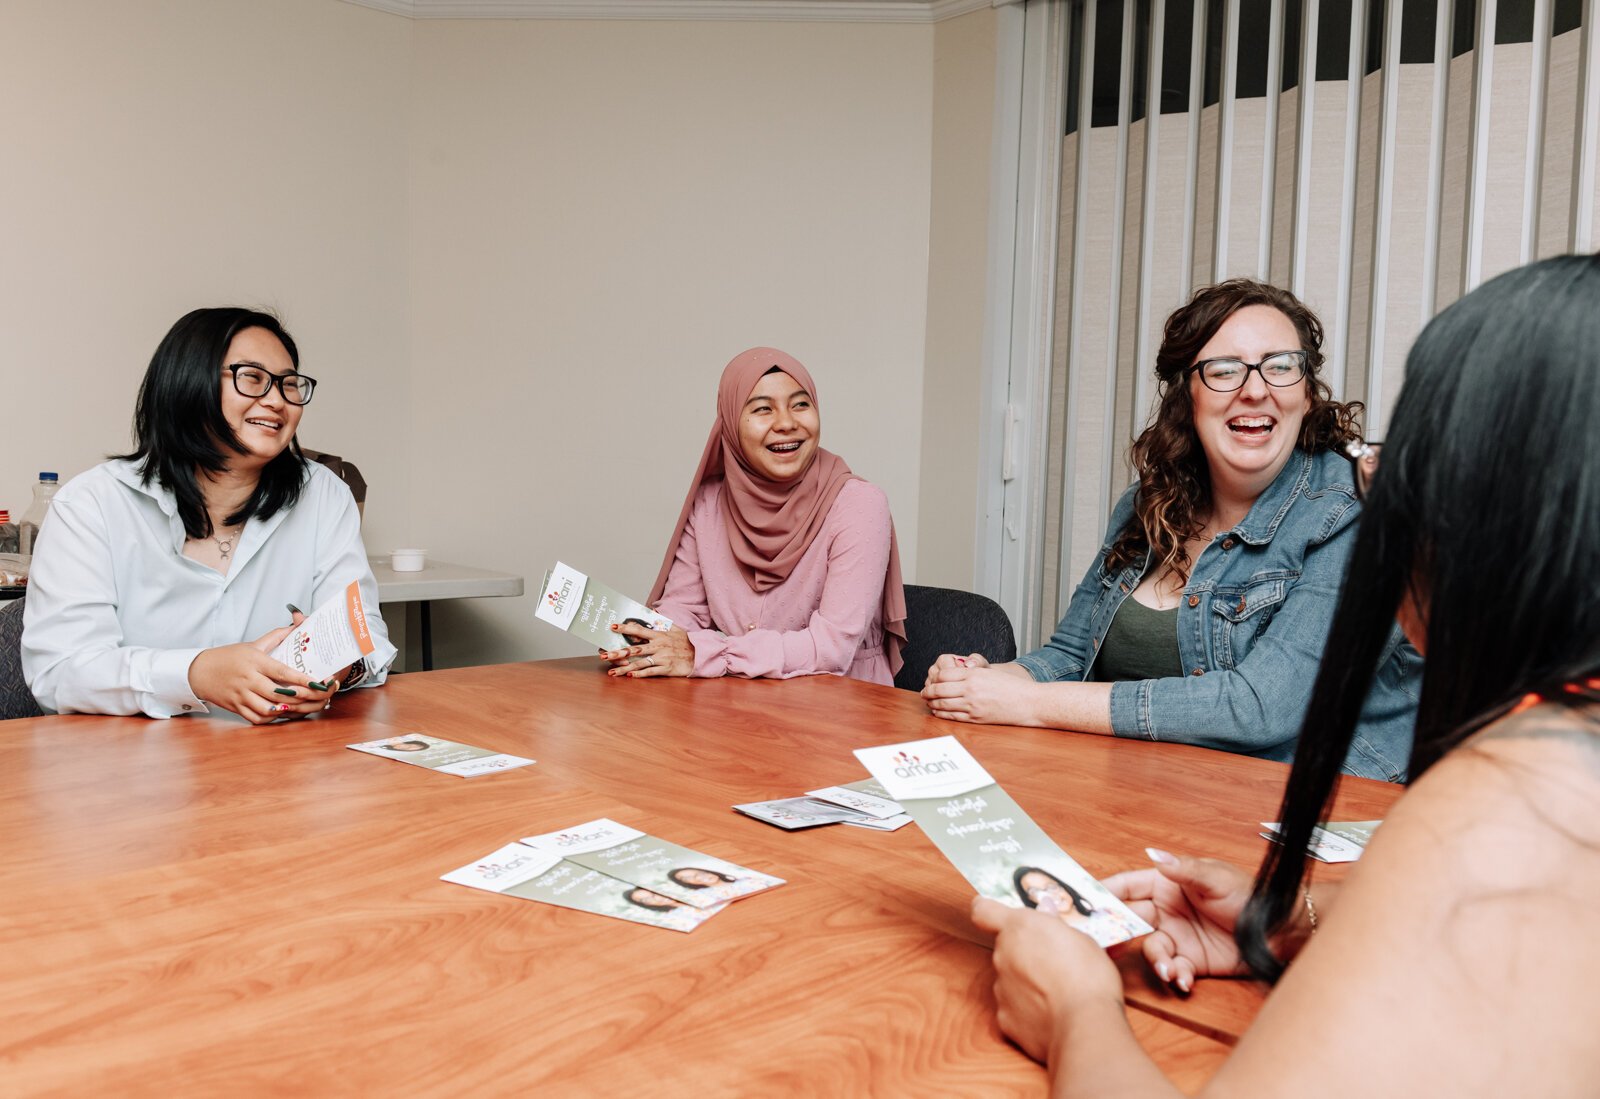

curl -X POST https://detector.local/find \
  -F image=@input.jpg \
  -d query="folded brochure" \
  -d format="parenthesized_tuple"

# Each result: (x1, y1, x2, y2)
(520, 818, 784, 908)
(270, 579, 376, 682)
(854, 736, 1150, 948)
(735, 778, 912, 832)
(1260, 819, 1381, 863)
(535, 561, 671, 653)
(348, 734, 535, 777)
(442, 843, 723, 933)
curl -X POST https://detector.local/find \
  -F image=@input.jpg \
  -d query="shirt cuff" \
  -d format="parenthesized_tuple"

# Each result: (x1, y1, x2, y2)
(688, 630, 728, 678)
(1108, 679, 1155, 740)
(1013, 652, 1059, 682)
(149, 648, 210, 718)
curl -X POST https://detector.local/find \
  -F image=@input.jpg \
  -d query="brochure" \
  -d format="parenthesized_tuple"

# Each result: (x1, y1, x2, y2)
(535, 562, 671, 653)
(1261, 819, 1382, 863)
(855, 736, 1150, 949)
(520, 818, 784, 909)
(806, 779, 902, 819)
(441, 843, 724, 933)
(269, 579, 376, 682)
(736, 778, 912, 832)
(733, 797, 875, 831)
(347, 734, 536, 778)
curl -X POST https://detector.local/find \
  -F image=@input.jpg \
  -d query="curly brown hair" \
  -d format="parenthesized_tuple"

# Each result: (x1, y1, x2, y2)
(1103, 279, 1363, 583)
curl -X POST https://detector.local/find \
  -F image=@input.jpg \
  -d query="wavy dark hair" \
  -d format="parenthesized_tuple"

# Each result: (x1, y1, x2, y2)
(116, 308, 307, 540)
(1235, 254, 1600, 981)
(1105, 279, 1362, 581)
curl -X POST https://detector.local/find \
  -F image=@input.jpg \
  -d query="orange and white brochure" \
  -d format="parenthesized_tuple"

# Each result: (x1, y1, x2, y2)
(270, 580, 377, 682)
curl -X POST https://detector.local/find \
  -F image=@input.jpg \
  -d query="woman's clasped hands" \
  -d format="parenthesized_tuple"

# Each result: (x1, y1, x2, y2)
(600, 621, 697, 678)
(186, 610, 341, 724)
(922, 653, 1043, 725)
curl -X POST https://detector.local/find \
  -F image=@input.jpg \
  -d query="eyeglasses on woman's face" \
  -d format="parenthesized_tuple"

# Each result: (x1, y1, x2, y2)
(1189, 350, 1308, 393)
(1345, 440, 1382, 500)
(227, 364, 318, 406)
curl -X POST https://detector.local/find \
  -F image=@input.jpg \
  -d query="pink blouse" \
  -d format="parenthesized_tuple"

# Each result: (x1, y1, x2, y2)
(653, 477, 894, 684)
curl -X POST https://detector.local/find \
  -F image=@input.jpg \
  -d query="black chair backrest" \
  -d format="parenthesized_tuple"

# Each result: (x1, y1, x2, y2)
(0, 596, 43, 720)
(893, 584, 1018, 692)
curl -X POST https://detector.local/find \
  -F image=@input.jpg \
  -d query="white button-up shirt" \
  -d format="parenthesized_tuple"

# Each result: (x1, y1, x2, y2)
(22, 459, 396, 717)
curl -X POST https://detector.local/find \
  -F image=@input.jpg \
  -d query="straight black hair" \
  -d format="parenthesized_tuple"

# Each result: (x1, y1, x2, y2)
(117, 308, 307, 539)
(1236, 254, 1600, 980)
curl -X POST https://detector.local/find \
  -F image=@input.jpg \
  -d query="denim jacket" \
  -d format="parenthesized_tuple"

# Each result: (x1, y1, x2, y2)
(1016, 449, 1421, 781)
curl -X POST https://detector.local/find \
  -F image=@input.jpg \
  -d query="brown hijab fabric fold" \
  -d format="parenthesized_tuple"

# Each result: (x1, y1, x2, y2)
(648, 347, 908, 674)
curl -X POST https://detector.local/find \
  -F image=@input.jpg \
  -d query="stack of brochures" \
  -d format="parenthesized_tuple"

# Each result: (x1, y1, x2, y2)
(734, 778, 913, 832)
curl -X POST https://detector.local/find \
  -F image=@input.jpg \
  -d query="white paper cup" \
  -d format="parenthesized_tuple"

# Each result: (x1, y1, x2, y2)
(391, 549, 426, 572)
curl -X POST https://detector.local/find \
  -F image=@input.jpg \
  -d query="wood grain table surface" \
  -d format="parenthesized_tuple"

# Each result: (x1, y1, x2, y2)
(0, 658, 1401, 1096)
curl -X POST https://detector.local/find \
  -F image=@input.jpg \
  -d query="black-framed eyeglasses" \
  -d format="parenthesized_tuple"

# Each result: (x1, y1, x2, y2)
(1345, 439, 1381, 500)
(226, 364, 318, 406)
(1189, 350, 1308, 393)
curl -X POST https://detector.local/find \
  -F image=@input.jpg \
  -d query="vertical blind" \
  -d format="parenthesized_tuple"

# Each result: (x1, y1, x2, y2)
(1037, 0, 1597, 641)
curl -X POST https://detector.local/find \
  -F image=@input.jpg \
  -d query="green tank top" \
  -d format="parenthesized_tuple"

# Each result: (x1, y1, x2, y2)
(1093, 596, 1182, 682)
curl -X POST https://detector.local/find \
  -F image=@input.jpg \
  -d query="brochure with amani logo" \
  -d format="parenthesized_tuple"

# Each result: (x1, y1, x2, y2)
(854, 736, 1150, 949)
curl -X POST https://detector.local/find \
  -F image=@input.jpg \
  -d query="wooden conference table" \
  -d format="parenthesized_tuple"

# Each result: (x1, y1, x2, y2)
(0, 660, 1401, 1096)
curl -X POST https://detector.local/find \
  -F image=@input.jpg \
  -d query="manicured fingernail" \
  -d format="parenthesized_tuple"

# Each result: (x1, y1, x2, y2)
(1156, 961, 1170, 982)
(274, 687, 297, 697)
(307, 681, 329, 691)
(286, 603, 303, 615)
(1178, 975, 1192, 993)
(274, 703, 289, 713)
(1146, 848, 1178, 867)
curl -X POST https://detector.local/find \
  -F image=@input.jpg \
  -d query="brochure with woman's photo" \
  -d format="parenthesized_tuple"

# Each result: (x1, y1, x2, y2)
(347, 734, 536, 777)
(441, 843, 725, 933)
(855, 736, 1150, 949)
(520, 818, 785, 909)
(534, 561, 672, 653)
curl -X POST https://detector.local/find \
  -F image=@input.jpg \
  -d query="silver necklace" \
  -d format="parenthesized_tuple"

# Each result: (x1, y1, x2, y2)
(212, 523, 242, 559)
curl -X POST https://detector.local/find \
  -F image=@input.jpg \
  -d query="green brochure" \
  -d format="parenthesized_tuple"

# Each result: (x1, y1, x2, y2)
(1261, 819, 1382, 863)
(535, 561, 672, 653)
(441, 843, 724, 933)
(347, 734, 535, 777)
(520, 818, 785, 909)
(854, 736, 1150, 948)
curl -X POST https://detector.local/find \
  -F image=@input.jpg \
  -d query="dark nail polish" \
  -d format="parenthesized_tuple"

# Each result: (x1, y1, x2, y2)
(287, 603, 303, 616)
(274, 687, 297, 697)
(307, 681, 329, 691)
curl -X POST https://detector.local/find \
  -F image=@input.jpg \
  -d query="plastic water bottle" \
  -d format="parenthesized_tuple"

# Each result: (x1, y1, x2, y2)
(18, 472, 60, 556)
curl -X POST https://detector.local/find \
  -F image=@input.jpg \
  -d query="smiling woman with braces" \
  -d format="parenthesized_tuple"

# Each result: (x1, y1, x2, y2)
(21, 307, 396, 724)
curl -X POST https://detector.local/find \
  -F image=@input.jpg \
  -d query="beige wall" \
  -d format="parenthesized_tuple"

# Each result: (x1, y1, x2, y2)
(2, 1, 996, 668)
(916, 5, 995, 590)
(407, 17, 935, 665)
(0, 0, 415, 553)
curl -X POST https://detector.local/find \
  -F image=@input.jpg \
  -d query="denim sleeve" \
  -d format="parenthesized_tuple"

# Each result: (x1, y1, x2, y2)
(1107, 501, 1358, 753)
(1014, 488, 1137, 683)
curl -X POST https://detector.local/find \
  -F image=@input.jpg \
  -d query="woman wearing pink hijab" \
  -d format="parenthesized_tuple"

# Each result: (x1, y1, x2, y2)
(600, 348, 908, 685)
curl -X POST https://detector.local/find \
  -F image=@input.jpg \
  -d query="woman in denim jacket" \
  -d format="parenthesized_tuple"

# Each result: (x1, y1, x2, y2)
(922, 280, 1420, 781)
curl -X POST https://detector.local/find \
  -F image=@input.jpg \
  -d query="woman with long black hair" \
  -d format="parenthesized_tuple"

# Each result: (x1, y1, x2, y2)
(973, 254, 1600, 1096)
(23, 308, 394, 722)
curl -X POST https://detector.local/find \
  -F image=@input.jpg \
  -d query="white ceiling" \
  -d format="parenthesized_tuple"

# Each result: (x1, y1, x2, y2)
(337, 0, 1000, 23)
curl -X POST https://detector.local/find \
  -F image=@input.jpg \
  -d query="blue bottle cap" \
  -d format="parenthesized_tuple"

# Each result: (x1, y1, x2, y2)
(39, 473, 58, 482)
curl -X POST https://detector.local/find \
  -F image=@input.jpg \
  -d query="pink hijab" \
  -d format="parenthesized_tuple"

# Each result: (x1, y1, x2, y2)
(648, 347, 908, 675)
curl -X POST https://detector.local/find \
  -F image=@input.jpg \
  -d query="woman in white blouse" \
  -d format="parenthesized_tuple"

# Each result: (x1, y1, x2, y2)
(22, 308, 394, 722)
